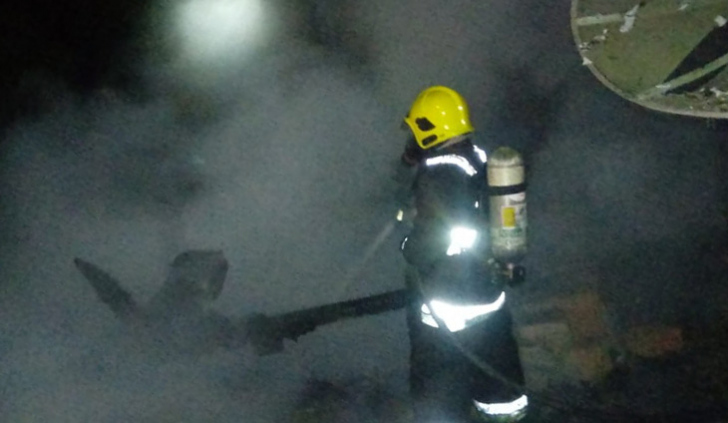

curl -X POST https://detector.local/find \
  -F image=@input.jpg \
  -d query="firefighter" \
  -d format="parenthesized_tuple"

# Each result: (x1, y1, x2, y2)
(397, 86, 528, 422)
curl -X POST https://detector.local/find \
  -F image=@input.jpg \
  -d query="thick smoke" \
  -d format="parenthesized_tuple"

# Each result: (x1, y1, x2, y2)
(0, 1, 409, 420)
(1, 0, 727, 421)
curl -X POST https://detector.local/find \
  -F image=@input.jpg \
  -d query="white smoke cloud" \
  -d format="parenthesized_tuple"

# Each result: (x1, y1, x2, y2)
(0, 2, 410, 420)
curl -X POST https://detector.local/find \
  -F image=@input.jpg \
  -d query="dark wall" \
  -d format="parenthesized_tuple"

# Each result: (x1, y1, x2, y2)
(0, 0, 149, 130)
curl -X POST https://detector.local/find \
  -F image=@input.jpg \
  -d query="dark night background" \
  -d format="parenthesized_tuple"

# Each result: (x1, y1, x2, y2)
(1, 0, 727, 421)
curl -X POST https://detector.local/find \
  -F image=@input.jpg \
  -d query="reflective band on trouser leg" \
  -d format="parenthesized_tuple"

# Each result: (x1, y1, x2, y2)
(467, 307, 527, 422)
(473, 395, 528, 420)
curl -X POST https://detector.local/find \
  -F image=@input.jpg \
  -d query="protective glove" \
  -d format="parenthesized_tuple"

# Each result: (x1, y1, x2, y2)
(488, 259, 526, 288)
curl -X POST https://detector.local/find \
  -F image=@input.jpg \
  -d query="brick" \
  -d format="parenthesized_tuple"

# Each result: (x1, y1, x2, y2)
(519, 346, 576, 390)
(517, 322, 572, 356)
(516, 292, 613, 346)
(568, 346, 614, 382)
(560, 292, 612, 344)
(622, 326, 683, 358)
(519, 346, 563, 371)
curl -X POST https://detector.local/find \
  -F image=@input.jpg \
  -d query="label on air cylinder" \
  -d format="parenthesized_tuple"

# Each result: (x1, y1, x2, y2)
(490, 192, 527, 262)
(500, 203, 526, 232)
(502, 206, 516, 228)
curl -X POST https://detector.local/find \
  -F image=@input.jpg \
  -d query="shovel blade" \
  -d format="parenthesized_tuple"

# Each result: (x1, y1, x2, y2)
(74, 258, 138, 321)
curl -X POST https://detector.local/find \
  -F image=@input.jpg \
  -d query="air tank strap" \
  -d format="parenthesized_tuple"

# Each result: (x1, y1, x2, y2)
(488, 183, 527, 196)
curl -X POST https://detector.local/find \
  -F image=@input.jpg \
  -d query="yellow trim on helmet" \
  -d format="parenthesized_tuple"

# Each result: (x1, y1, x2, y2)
(404, 86, 475, 150)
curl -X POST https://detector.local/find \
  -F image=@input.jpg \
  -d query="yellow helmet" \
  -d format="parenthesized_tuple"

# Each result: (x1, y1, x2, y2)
(404, 86, 474, 150)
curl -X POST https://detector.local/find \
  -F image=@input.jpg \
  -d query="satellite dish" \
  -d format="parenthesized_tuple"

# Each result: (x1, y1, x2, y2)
(571, 0, 728, 118)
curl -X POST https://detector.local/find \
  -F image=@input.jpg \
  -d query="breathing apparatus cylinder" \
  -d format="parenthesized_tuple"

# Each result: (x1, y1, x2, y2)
(487, 147, 527, 264)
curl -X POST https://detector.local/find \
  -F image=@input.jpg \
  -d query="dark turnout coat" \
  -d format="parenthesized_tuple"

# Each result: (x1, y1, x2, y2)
(399, 139, 527, 422)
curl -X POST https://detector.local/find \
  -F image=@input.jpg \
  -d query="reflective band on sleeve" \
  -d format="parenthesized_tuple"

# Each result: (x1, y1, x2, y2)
(473, 145, 487, 163)
(400, 236, 408, 251)
(446, 226, 478, 256)
(424, 155, 478, 176)
(473, 395, 528, 416)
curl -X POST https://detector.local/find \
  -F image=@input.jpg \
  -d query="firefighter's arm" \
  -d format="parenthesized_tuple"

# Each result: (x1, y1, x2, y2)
(488, 259, 526, 288)
(392, 164, 418, 225)
(391, 139, 421, 225)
